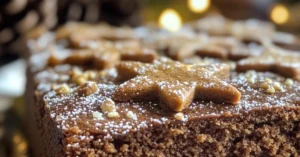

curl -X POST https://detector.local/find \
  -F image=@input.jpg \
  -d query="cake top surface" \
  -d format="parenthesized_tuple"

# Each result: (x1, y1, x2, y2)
(42, 69, 300, 137)
(27, 15, 300, 138)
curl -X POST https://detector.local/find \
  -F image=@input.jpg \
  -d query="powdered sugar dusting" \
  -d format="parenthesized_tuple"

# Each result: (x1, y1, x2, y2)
(41, 71, 300, 142)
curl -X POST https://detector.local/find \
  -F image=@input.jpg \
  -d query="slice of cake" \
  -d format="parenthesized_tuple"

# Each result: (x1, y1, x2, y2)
(25, 20, 300, 156)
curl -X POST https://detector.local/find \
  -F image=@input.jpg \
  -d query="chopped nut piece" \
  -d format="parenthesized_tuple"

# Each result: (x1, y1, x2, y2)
(92, 111, 103, 120)
(245, 70, 256, 77)
(107, 111, 120, 118)
(266, 86, 276, 94)
(126, 111, 137, 119)
(73, 76, 86, 85)
(273, 82, 284, 92)
(285, 78, 294, 86)
(101, 98, 116, 112)
(75, 81, 98, 96)
(264, 78, 273, 83)
(54, 84, 70, 94)
(245, 70, 257, 84)
(80, 72, 89, 80)
(85, 71, 97, 80)
(70, 67, 82, 78)
(260, 82, 270, 89)
(247, 77, 255, 84)
(260, 78, 285, 93)
(174, 112, 185, 121)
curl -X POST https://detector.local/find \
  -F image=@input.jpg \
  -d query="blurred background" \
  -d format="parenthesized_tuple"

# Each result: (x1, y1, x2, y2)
(0, 0, 300, 156)
(144, 0, 300, 32)
(1, 0, 300, 57)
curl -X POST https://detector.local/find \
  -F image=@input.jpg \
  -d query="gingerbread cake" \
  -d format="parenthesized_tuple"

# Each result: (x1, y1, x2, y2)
(25, 16, 300, 156)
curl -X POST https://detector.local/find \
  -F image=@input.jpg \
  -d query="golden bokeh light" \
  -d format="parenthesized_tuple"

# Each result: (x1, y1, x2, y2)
(188, 0, 210, 13)
(159, 9, 182, 32)
(271, 4, 289, 25)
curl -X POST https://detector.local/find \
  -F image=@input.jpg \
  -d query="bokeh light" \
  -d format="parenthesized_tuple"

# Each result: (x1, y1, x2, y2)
(159, 9, 182, 32)
(271, 4, 289, 25)
(188, 0, 210, 13)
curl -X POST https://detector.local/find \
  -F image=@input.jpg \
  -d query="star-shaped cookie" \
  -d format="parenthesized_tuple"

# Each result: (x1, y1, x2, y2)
(165, 36, 262, 61)
(48, 40, 158, 69)
(48, 48, 120, 69)
(114, 58, 241, 112)
(187, 15, 276, 43)
(78, 40, 158, 63)
(236, 47, 300, 80)
(55, 22, 137, 48)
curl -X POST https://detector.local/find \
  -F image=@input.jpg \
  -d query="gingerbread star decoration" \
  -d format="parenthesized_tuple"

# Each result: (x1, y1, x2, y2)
(236, 46, 300, 80)
(48, 48, 121, 69)
(114, 58, 241, 112)
(55, 22, 94, 40)
(166, 36, 262, 61)
(78, 40, 158, 63)
(69, 27, 137, 48)
(55, 22, 136, 43)
(47, 40, 158, 69)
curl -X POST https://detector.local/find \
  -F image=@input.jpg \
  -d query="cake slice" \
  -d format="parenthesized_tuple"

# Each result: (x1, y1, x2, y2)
(31, 66, 300, 156)
(25, 22, 300, 157)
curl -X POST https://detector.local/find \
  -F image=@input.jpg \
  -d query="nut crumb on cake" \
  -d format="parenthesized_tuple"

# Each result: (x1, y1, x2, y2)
(54, 84, 70, 94)
(101, 98, 116, 112)
(75, 81, 98, 96)
(174, 113, 185, 121)
(107, 111, 120, 118)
